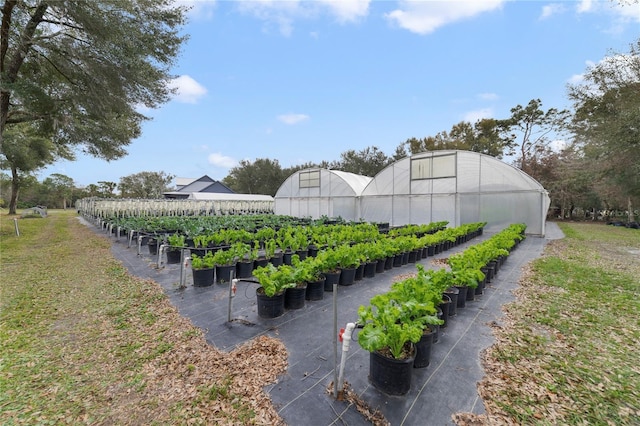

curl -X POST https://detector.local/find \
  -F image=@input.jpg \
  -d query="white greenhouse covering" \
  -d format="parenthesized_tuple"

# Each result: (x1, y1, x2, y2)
(274, 169, 372, 221)
(274, 151, 551, 236)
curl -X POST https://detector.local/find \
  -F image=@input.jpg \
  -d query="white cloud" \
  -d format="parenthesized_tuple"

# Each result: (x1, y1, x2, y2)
(208, 153, 238, 168)
(235, 0, 370, 36)
(576, 0, 593, 14)
(477, 92, 499, 101)
(317, 0, 370, 23)
(540, 3, 565, 20)
(576, 0, 640, 24)
(169, 75, 208, 104)
(277, 113, 310, 125)
(385, 0, 505, 35)
(178, 0, 217, 20)
(463, 108, 493, 123)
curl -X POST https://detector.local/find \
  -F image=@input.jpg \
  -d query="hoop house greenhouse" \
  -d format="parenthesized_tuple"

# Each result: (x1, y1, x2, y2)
(274, 169, 372, 222)
(274, 150, 551, 236)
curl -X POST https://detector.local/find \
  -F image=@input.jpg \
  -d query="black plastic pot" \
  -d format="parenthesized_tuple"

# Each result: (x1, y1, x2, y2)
(465, 286, 475, 302)
(192, 267, 214, 287)
(305, 276, 325, 301)
(375, 259, 386, 274)
(295, 249, 308, 261)
(455, 285, 468, 308)
(148, 240, 159, 256)
(324, 270, 341, 291)
(256, 288, 285, 318)
(166, 249, 182, 264)
(269, 254, 284, 267)
(339, 267, 356, 286)
(369, 344, 416, 396)
(236, 260, 254, 279)
(414, 329, 435, 368)
(285, 284, 306, 310)
(384, 256, 394, 270)
(364, 261, 377, 278)
(254, 257, 269, 269)
(354, 264, 364, 281)
(445, 287, 459, 316)
(438, 294, 451, 328)
(215, 264, 236, 283)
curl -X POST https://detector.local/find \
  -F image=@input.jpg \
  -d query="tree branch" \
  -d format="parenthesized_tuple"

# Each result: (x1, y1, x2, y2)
(6, 1, 49, 81)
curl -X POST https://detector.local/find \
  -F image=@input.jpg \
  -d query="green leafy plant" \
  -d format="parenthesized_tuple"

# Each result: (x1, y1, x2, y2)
(357, 301, 423, 360)
(263, 239, 278, 260)
(252, 263, 296, 297)
(167, 233, 186, 249)
(191, 251, 215, 270)
(333, 244, 360, 269)
(211, 247, 237, 266)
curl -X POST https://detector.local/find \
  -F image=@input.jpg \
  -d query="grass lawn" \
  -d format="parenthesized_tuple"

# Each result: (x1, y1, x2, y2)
(0, 210, 287, 425)
(1, 212, 638, 425)
(456, 222, 640, 425)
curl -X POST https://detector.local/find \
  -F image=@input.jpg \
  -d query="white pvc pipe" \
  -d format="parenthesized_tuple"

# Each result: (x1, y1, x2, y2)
(337, 322, 356, 395)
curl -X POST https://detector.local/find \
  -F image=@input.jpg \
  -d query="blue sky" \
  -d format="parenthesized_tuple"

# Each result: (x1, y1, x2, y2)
(44, 0, 639, 187)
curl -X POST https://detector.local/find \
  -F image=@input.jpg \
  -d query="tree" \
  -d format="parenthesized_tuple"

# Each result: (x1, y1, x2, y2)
(118, 171, 174, 199)
(223, 158, 288, 196)
(568, 39, 640, 221)
(0, 0, 188, 213)
(97, 181, 117, 198)
(498, 99, 570, 175)
(0, 122, 69, 212)
(331, 146, 392, 176)
(400, 119, 512, 158)
(42, 173, 74, 208)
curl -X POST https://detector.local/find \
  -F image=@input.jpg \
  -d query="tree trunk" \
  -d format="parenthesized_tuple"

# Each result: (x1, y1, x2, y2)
(9, 164, 19, 214)
(628, 197, 634, 223)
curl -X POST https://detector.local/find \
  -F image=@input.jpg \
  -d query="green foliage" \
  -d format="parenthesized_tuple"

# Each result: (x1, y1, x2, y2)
(166, 234, 186, 248)
(191, 252, 214, 270)
(357, 302, 424, 360)
(0, 1, 188, 212)
(263, 239, 277, 259)
(222, 158, 289, 196)
(402, 119, 511, 158)
(211, 247, 237, 267)
(117, 171, 175, 199)
(332, 244, 361, 269)
(568, 39, 640, 200)
(252, 264, 296, 297)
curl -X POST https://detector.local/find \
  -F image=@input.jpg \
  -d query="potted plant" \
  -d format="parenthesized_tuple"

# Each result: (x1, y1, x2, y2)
(253, 263, 296, 318)
(263, 238, 282, 267)
(299, 256, 326, 301)
(191, 234, 210, 257)
(211, 244, 239, 283)
(357, 298, 424, 395)
(334, 244, 360, 286)
(285, 255, 310, 309)
(166, 233, 186, 264)
(190, 251, 215, 287)
(315, 248, 342, 291)
(233, 242, 254, 279)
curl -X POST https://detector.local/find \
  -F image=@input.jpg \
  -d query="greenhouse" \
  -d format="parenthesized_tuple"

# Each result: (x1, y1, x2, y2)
(274, 169, 372, 222)
(274, 150, 551, 236)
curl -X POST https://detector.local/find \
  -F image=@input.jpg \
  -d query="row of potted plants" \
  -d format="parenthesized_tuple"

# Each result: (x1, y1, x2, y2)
(233, 222, 488, 319)
(355, 223, 527, 396)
